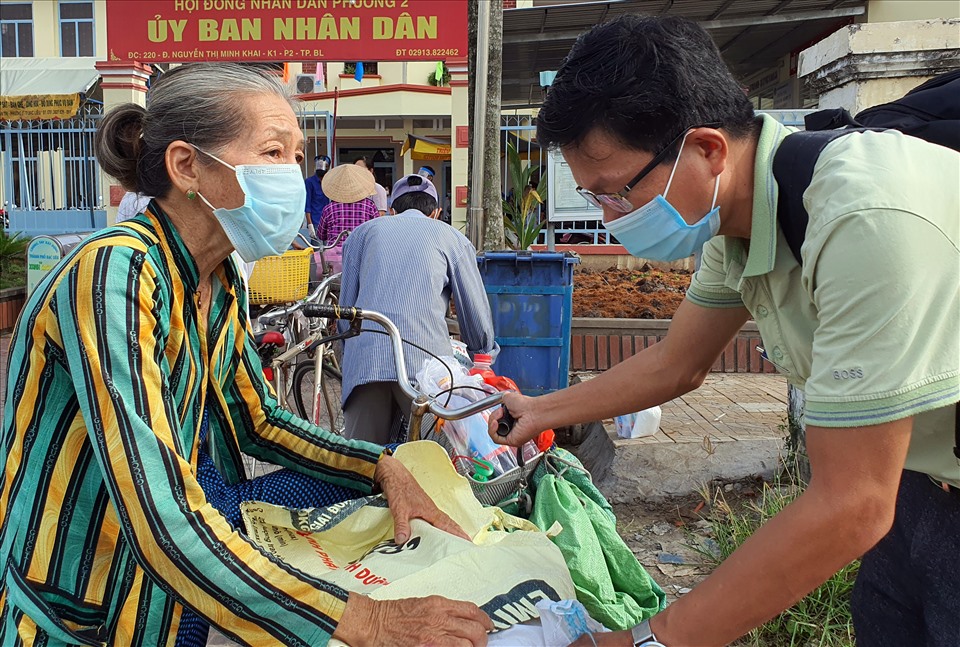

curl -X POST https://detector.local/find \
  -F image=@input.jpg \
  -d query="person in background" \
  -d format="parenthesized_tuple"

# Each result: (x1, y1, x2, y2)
(490, 15, 959, 647)
(318, 163, 380, 246)
(115, 190, 152, 222)
(417, 165, 436, 180)
(0, 62, 492, 647)
(304, 153, 332, 236)
(355, 155, 389, 215)
(339, 174, 498, 444)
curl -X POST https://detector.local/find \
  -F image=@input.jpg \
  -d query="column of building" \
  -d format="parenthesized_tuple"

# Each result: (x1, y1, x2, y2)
(94, 61, 153, 225)
(800, 3, 959, 113)
(447, 57, 469, 232)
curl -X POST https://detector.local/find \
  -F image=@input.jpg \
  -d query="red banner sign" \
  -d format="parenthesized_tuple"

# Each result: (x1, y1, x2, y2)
(105, 0, 466, 63)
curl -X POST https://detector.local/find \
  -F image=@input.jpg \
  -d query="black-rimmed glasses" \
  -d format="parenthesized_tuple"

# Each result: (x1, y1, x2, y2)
(575, 123, 721, 213)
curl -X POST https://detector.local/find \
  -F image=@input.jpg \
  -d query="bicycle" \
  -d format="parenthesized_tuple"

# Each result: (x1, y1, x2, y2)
(256, 270, 344, 430)
(247, 233, 348, 477)
(297, 303, 542, 513)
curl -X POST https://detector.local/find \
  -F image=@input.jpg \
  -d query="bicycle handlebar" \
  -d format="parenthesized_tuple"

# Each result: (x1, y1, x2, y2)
(293, 229, 349, 251)
(300, 303, 511, 430)
(258, 272, 342, 325)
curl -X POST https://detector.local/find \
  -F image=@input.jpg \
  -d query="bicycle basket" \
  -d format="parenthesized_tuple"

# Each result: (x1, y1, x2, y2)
(421, 421, 542, 508)
(247, 248, 313, 305)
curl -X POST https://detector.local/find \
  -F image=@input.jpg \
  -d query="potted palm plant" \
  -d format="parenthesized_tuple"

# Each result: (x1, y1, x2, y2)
(501, 141, 548, 250)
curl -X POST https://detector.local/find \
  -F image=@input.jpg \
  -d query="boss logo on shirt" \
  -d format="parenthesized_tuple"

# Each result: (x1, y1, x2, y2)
(833, 368, 865, 380)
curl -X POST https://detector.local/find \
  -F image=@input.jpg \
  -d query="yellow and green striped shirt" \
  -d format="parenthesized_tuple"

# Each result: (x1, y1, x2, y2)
(1, 205, 385, 646)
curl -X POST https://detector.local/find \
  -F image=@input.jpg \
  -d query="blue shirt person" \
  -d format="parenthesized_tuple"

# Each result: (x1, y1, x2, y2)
(338, 174, 498, 444)
(304, 154, 332, 232)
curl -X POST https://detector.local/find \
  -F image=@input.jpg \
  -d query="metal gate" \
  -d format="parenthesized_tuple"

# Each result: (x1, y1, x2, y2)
(298, 109, 333, 175)
(1, 105, 107, 236)
(500, 116, 605, 245)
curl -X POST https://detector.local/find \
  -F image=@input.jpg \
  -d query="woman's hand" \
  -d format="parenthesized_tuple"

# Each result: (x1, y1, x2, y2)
(374, 454, 469, 544)
(487, 391, 544, 447)
(334, 593, 492, 646)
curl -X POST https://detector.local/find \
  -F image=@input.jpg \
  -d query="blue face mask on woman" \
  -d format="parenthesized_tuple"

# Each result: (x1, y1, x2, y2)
(194, 147, 307, 263)
(603, 133, 721, 261)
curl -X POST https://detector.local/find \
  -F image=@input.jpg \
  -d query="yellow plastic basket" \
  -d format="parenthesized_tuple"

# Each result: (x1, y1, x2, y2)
(247, 248, 313, 305)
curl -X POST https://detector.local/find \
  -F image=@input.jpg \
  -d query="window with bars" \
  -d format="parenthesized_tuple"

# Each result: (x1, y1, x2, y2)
(59, 0, 95, 57)
(0, 3, 33, 57)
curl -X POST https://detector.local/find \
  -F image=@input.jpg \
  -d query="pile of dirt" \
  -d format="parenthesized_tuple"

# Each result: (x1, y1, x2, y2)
(573, 265, 691, 319)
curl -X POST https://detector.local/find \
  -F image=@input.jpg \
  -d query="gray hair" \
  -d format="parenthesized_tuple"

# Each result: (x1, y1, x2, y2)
(95, 63, 294, 198)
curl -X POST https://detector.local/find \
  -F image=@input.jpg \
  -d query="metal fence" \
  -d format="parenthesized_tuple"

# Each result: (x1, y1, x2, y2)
(2, 105, 107, 235)
(297, 109, 333, 176)
(499, 116, 605, 245)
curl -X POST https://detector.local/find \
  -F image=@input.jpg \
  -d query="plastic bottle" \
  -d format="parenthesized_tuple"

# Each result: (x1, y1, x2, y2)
(446, 394, 516, 475)
(468, 353, 496, 380)
(469, 355, 555, 454)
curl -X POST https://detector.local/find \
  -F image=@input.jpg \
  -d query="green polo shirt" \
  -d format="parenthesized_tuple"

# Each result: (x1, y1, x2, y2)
(688, 114, 960, 487)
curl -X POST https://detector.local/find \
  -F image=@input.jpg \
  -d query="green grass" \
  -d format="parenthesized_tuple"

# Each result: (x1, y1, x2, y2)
(0, 230, 27, 290)
(690, 473, 858, 647)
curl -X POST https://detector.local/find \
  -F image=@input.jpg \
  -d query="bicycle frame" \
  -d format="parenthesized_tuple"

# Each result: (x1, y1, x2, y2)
(299, 304, 506, 440)
(258, 272, 342, 419)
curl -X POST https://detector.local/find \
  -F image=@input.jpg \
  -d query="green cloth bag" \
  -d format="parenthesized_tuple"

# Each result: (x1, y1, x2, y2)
(529, 452, 667, 631)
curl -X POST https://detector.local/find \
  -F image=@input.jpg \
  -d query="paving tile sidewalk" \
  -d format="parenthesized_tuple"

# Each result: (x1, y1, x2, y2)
(575, 370, 789, 444)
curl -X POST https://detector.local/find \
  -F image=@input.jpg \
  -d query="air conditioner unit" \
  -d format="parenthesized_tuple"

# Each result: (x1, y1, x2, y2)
(295, 74, 316, 94)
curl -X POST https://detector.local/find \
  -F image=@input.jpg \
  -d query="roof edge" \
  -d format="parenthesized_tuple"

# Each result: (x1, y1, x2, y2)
(296, 84, 452, 101)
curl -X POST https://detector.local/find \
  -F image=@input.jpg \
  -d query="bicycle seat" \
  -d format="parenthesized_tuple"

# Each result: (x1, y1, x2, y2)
(254, 330, 286, 348)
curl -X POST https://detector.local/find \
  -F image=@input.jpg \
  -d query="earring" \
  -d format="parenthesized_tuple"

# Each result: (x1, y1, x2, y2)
(186, 189, 196, 200)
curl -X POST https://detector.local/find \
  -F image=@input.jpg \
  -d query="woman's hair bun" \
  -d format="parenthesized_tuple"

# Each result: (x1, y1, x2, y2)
(94, 103, 146, 192)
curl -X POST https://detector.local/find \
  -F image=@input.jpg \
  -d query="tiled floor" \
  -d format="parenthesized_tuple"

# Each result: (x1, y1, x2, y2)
(575, 371, 789, 445)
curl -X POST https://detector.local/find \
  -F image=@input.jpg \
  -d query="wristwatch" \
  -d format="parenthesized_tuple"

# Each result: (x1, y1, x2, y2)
(631, 619, 668, 647)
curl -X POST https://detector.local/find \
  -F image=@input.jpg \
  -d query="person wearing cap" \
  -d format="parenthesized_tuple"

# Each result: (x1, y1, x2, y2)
(338, 174, 498, 443)
(355, 156, 389, 215)
(417, 165, 436, 179)
(304, 154, 332, 235)
(317, 163, 380, 246)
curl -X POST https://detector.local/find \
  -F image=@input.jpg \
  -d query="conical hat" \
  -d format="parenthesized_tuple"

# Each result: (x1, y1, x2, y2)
(321, 164, 375, 204)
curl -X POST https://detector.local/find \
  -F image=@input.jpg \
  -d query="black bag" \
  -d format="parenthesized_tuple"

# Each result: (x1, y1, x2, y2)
(772, 69, 960, 265)
(770, 69, 960, 458)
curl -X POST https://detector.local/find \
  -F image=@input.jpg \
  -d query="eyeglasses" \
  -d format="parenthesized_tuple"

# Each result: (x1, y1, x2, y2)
(575, 123, 721, 213)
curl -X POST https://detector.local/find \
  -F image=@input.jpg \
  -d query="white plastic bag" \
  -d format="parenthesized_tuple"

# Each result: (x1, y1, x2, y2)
(415, 355, 468, 397)
(240, 442, 577, 645)
(449, 338, 473, 369)
(614, 406, 662, 439)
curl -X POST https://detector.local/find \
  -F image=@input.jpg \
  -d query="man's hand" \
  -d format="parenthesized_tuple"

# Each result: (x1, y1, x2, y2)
(568, 630, 633, 646)
(374, 454, 470, 544)
(487, 391, 544, 447)
(334, 592, 493, 647)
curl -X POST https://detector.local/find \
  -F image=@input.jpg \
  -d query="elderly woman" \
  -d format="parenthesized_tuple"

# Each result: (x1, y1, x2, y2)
(0, 64, 491, 646)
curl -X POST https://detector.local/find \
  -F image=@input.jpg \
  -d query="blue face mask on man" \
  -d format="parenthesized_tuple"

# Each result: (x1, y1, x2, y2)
(194, 147, 307, 262)
(603, 133, 721, 261)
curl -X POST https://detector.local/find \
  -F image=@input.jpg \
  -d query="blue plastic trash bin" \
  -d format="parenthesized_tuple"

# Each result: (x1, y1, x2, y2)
(476, 251, 580, 396)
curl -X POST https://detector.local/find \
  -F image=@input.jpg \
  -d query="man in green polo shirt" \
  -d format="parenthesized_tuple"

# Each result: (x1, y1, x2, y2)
(493, 15, 959, 647)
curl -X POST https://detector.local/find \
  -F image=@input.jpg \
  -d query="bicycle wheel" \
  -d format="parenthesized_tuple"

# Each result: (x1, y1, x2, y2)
(292, 359, 345, 435)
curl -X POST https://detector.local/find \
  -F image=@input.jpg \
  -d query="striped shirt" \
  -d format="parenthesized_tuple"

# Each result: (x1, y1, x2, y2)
(0, 204, 386, 646)
(337, 209, 498, 404)
(317, 198, 378, 245)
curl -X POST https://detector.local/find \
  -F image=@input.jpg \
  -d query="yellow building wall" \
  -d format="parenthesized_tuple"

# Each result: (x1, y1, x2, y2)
(27, 0, 56, 56)
(321, 61, 441, 92)
(94, 0, 106, 59)
(867, 0, 960, 21)
(301, 90, 451, 119)
(1, 0, 108, 58)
